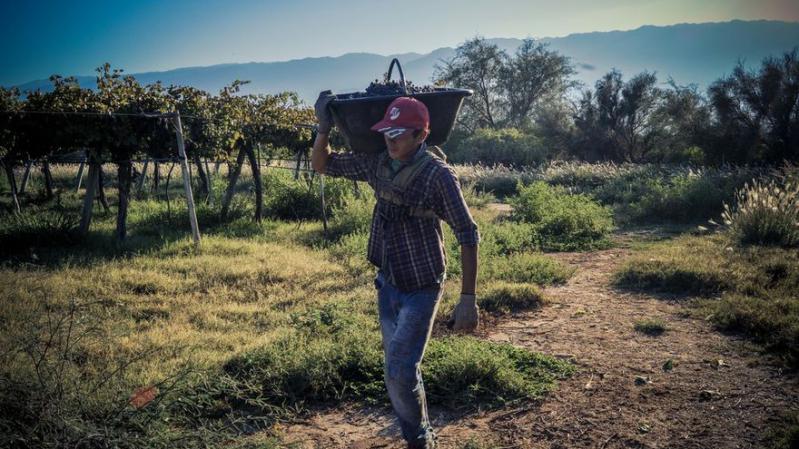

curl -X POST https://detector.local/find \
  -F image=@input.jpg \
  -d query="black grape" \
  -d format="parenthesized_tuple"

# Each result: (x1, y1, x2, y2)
(340, 79, 439, 99)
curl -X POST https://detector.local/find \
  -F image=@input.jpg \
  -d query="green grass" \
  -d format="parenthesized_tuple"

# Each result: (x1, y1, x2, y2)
(509, 181, 614, 251)
(453, 162, 767, 227)
(480, 281, 547, 314)
(614, 233, 799, 365)
(766, 411, 799, 449)
(0, 165, 574, 448)
(634, 318, 668, 336)
(423, 336, 574, 408)
(484, 252, 575, 285)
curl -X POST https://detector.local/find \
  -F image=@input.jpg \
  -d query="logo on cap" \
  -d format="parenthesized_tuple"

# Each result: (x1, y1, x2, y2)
(389, 107, 401, 120)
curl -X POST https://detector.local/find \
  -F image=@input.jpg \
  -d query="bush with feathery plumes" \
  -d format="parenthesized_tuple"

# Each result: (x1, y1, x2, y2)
(721, 180, 799, 247)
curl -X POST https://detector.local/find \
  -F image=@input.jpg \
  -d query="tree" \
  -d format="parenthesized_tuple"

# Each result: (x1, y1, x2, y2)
(650, 80, 712, 163)
(572, 70, 662, 162)
(435, 37, 576, 133)
(434, 37, 506, 131)
(708, 48, 799, 163)
(498, 39, 575, 129)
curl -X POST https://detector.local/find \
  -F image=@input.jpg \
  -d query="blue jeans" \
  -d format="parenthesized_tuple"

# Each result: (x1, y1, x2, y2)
(375, 271, 442, 448)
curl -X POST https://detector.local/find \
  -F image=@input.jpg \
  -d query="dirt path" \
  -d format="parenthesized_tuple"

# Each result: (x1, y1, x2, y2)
(273, 244, 799, 449)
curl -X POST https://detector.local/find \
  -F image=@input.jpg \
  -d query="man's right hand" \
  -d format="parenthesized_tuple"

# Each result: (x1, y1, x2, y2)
(314, 90, 335, 134)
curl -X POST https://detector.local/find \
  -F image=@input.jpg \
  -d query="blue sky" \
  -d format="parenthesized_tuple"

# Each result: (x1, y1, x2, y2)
(1, 0, 797, 86)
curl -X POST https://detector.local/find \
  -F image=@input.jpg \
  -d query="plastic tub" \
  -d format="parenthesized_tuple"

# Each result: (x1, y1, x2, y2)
(327, 59, 472, 153)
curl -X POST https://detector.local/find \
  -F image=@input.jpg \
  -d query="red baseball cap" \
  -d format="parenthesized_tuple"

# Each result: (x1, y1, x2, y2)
(370, 97, 430, 139)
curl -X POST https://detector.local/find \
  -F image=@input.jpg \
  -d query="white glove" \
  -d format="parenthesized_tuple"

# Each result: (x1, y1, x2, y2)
(449, 293, 479, 332)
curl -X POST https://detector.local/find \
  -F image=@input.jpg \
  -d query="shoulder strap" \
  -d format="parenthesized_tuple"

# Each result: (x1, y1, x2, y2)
(373, 148, 441, 219)
(391, 151, 433, 190)
(427, 145, 447, 162)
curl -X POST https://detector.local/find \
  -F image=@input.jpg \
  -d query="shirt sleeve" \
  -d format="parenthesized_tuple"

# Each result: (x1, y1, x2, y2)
(324, 151, 378, 182)
(429, 166, 480, 246)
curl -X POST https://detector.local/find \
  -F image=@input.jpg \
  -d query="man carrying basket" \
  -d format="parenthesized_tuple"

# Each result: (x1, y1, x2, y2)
(311, 91, 480, 449)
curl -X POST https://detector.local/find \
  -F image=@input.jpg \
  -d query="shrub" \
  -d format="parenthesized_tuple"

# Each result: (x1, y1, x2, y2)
(327, 231, 372, 275)
(447, 127, 551, 166)
(509, 182, 613, 251)
(485, 252, 574, 285)
(223, 327, 385, 405)
(480, 282, 547, 314)
(480, 221, 540, 256)
(261, 170, 352, 221)
(721, 180, 799, 247)
(592, 165, 755, 224)
(0, 299, 214, 449)
(634, 318, 667, 336)
(542, 161, 629, 193)
(0, 208, 80, 256)
(454, 164, 539, 197)
(614, 259, 729, 296)
(461, 180, 495, 209)
(328, 189, 375, 239)
(708, 292, 799, 365)
(423, 336, 574, 408)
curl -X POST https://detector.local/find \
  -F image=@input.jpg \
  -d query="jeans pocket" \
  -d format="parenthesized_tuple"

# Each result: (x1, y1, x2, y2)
(374, 272, 385, 290)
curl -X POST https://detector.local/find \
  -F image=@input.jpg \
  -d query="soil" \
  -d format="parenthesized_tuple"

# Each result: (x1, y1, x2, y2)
(270, 232, 799, 449)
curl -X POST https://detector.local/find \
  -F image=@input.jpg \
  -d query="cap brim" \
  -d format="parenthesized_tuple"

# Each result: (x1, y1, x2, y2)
(372, 124, 411, 139)
(370, 118, 395, 132)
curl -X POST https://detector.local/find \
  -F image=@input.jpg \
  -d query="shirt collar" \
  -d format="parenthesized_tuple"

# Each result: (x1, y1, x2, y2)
(400, 141, 428, 165)
(388, 141, 427, 172)
(412, 141, 428, 161)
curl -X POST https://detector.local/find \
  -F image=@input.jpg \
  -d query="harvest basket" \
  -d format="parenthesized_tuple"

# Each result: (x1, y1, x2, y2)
(328, 58, 472, 153)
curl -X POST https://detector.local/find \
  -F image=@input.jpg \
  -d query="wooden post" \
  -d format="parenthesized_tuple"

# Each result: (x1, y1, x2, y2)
(135, 159, 149, 195)
(42, 161, 54, 199)
(173, 112, 201, 245)
(221, 142, 247, 220)
(75, 158, 86, 193)
(245, 144, 263, 223)
(2, 161, 21, 214)
(192, 153, 209, 201)
(294, 148, 302, 181)
(152, 161, 160, 193)
(204, 158, 214, 205)
(115, 160, 132, 241)
(79, 161, 99, 235)
(19, 161, 32, 194)
(96, 163, 110, 212)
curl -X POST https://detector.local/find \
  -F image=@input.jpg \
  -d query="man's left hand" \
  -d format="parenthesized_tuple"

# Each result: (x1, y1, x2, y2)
(448, 293, 479, 332)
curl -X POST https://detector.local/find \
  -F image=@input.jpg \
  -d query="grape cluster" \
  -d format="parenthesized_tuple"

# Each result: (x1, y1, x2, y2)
(341, 79, 439, 99)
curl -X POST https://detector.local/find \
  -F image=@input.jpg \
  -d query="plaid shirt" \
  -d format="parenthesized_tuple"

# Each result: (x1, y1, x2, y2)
(325, 143, 480, 292)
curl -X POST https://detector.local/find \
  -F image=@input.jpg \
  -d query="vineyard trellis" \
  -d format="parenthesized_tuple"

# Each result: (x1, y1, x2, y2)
(0, 64, 330, 243)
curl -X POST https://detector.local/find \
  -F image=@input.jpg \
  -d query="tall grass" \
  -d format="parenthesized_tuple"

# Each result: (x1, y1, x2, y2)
(454, 162, 764, 225)
(721, 180, 799, 247)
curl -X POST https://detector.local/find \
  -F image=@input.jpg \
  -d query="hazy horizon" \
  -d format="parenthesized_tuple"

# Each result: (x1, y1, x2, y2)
(2, 0, 798, 86)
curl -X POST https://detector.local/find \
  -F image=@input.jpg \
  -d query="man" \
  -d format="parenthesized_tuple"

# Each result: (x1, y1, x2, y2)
(311, 91, 479, 449)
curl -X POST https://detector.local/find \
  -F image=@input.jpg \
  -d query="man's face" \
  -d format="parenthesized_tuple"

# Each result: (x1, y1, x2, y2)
(385, 129, 429, 161)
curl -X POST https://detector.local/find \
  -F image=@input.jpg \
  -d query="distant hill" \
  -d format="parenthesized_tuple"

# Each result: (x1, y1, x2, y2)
(11, 20, 799, 103)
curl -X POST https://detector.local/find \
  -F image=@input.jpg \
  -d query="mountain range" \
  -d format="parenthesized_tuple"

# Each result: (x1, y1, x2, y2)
(11, 20, 799, 103)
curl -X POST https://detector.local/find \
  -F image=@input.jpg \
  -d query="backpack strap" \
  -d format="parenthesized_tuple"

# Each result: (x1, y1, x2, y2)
(374, 146, 443, 220)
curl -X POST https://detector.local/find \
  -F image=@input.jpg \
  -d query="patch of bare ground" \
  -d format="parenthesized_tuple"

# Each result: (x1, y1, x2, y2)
(272, 232, 799, 449)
